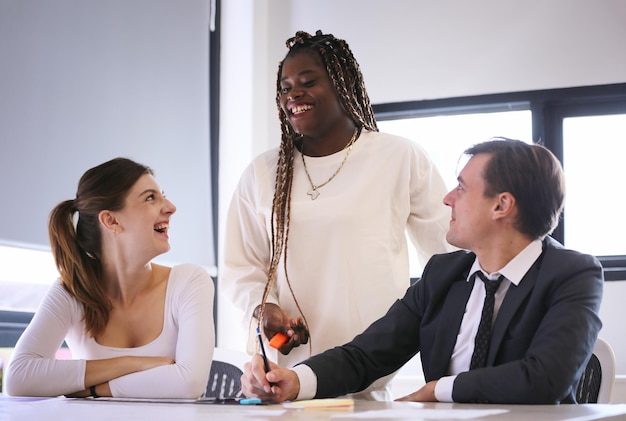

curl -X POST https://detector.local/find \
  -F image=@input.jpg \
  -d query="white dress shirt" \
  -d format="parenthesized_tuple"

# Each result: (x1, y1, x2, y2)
(434, 239, 543, 401)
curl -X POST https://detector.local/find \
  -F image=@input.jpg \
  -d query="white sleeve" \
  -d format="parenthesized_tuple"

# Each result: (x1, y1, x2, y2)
(292, 364, 317, 400)
(434, 375, 455, 402)
(406, 141, 455, 266)
(109, 265, 215, 398)
(221, 161, 278, 329)
(5, 282, 87, 396)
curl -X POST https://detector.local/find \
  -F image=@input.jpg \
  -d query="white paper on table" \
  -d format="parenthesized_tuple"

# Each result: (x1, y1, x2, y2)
(331, 408, 509, 419)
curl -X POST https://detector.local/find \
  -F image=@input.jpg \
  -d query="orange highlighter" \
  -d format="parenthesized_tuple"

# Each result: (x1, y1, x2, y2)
(269, 332, 289, 349)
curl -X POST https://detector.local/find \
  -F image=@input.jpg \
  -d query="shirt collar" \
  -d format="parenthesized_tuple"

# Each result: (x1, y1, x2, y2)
(467, 239, 543, 286)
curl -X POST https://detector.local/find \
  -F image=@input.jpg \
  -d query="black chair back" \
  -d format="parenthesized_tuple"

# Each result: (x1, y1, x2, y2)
(576, 353, 602, 403)
(204, 360, 243, 399)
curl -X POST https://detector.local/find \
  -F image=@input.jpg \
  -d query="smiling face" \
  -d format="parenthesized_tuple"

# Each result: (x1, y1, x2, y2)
(278, 50, 348, 139)
(443, 153, 500, 251)
(106, 173, 176, 262)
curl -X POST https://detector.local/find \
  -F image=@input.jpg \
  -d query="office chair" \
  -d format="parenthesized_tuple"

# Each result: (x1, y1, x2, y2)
(203, 347, 249, 399)
(576, 337, 616, 403)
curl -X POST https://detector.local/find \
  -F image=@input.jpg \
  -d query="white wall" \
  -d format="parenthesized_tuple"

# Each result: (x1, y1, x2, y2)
(218, 0, 626, 386)
(220, 0, 626, 158)
(285, 1, 626, 103)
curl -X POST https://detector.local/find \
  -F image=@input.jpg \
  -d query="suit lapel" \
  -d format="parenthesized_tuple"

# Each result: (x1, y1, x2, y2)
(488, 251, 544, 364)
(430, 273, 475, 378)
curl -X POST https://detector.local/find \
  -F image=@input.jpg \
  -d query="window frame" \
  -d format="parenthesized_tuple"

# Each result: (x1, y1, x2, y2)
(373, 83, 626, 281)
(209, 0, 221, 334)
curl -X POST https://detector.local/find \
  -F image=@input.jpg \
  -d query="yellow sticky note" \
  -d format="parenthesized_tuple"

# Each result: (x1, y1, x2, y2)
(283, 398, 354, 410)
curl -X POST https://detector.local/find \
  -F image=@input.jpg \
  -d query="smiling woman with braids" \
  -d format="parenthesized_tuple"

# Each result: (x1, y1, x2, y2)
(222, 30, 452, 399)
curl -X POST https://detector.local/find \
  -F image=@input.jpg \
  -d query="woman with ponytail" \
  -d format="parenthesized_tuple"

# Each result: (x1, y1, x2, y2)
(6, 158, 214, 399)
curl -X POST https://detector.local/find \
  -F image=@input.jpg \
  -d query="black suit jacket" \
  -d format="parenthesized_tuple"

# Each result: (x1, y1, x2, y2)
(303, 237, 604, 404)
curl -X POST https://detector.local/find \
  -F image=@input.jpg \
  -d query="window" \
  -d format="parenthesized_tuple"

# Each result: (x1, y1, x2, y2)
(378, 111, 532, 191)
(374, 83, 626, 280)
(0, 246, 57, 312)
(562, 114, 626, 257)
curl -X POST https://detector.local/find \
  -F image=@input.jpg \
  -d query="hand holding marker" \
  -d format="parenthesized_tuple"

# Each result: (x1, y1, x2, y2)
(256, 327, 272, 372)
(256, 327, 275, 392)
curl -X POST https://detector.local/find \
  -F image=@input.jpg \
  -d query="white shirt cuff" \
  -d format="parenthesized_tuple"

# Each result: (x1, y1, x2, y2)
(434, 375, 456, 402)
(292, 364, 317, 400)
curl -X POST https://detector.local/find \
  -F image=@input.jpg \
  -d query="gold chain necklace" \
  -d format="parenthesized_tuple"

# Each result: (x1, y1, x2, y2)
(301, 127, 360, 200)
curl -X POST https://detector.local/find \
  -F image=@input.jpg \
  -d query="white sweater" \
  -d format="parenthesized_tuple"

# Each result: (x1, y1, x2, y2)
(222, 131, 452, 371)
(6, 264, 215, 398)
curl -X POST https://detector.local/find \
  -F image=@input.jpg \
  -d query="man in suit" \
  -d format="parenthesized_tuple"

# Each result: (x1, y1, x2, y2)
(241, 137, 604, 404)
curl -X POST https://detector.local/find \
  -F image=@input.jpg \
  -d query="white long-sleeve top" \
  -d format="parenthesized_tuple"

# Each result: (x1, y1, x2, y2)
(222, 130, 452, 369)
(6, 263, 215, 398)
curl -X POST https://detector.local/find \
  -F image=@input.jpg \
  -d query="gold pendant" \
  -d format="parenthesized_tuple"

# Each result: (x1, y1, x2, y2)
(307, 188, 320, 200)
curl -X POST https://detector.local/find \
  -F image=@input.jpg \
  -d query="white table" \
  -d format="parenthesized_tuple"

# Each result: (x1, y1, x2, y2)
(2, 396, 626, 420)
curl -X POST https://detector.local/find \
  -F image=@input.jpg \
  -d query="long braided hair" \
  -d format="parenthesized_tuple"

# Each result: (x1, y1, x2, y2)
(258, 30, 378, 340)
